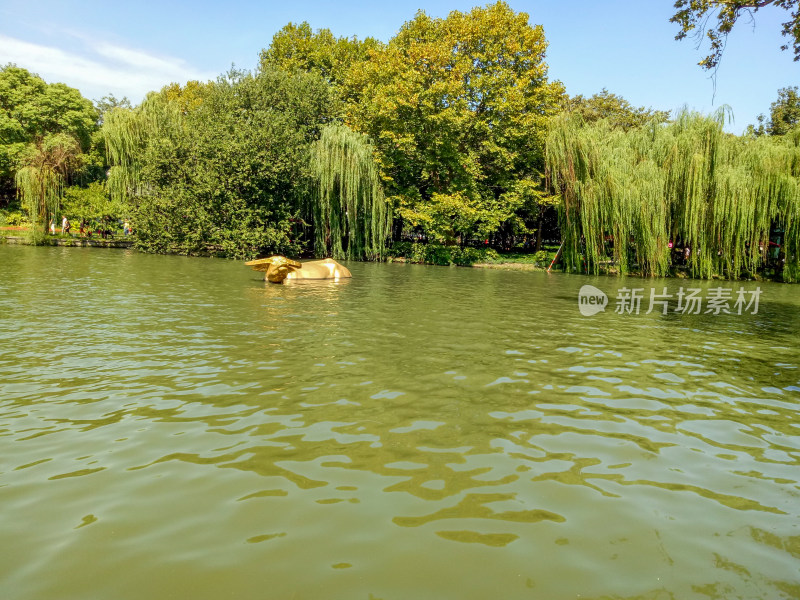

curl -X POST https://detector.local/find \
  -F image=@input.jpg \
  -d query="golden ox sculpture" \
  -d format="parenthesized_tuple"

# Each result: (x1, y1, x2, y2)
(245, 256, 352, 284)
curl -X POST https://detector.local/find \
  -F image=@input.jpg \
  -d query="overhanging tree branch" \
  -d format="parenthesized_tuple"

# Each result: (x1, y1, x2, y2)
(671, 0, 800, 70)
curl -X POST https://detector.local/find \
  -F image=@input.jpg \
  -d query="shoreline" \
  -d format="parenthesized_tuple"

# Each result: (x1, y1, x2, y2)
(471, 261, 547, 272)
(1, 235, 134, 249)
(1, 237, 782, 282)
(468, 260, 777, 282)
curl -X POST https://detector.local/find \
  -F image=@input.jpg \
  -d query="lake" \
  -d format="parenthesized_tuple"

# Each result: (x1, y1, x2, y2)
(1, 245, 798, 600)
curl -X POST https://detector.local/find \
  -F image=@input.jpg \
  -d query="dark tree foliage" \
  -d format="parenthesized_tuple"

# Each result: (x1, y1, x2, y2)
(110, 68, 338, 258)
(565, 89, 671, 130)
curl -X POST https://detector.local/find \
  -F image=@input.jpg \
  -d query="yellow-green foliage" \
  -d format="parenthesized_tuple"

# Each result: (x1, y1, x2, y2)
(15, 164, 62, 227)
(308, 123, 389, 260)
(546, 110, 800, 281)
(14, 133, 82, 228)
(103, 93, 184, 204)
(344, 2, 564, 241)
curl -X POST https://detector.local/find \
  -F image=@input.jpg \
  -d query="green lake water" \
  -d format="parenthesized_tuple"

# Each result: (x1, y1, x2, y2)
(1, 244, 799, 600)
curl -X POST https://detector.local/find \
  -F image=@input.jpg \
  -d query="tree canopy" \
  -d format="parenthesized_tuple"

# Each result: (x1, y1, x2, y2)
(95, 2, 569, 257)
(0, 64, 101, 227)
(0, 65, 98, 150)
(95, 94, 131, 123)
(565, 89, 671, 130)
(260, 22, 381, 90)
(765, 86, 800, 135)
(344, 1, 564, 243)
(103, 68, 339, 257)
(747, 86, 800, 136)
(0, 65, 98, 205)
(547, 110, 800, 280)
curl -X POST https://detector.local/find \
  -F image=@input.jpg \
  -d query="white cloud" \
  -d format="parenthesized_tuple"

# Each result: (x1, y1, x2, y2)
(0, 34, 217, 103)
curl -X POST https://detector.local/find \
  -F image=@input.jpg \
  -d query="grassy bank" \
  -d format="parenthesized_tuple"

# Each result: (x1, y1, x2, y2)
(386, 242, 558, 269)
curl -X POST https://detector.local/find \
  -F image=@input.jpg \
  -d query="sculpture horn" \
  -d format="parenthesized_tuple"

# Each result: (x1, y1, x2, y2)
(245, 257, 274, 272)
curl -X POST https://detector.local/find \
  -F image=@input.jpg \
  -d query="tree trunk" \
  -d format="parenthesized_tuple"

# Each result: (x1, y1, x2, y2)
(535, 214, 543, 252)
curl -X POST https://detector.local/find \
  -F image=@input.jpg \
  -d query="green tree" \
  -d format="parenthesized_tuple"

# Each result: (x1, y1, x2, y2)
(95, 94, 131, 124)
(766, 85, 800, 135)
(0, 65, 97, 150)
(161, 80, 210, 114)
(260, 22, 381, 89)
(62, 181, 123, 227)
(671, 1, 800, 70)
(307, 123, 390, 260)
(0, 65, 45, 193)
(103, 68, 338, 257)
(547, 109, 800, 280)
(748, 86, 800, 136)
(15, 132, 84, 231)
(565, 89, 671, 130)
(345, 1, 565, 244)
(0, 64, 98, 207)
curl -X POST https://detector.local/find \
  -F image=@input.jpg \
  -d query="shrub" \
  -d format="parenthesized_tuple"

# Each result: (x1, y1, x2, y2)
(0, 210, 29, 227)
(387, 241, 413, 258)
(420, 244, 453, 265)
(533, 250, 549, 265)
(390, 242, 501, 266)
(451, 247, 500, 265)
(25, 228, 49, 245)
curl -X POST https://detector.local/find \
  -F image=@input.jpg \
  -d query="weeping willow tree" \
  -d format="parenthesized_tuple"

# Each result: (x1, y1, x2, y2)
(307, 123, 390, 260)
(15, 133, 83, 234)
(103, 94, 184, 204)
(546, 110, 800, 281)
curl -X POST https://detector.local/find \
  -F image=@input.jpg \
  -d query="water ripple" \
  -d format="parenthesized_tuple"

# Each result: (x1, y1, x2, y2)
(1, 246, 799, 600)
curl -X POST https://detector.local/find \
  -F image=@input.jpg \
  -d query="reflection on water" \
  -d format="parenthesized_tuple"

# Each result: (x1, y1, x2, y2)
(1, 245, 799, 600)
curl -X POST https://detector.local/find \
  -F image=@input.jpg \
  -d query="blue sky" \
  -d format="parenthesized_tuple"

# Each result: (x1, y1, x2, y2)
(0, 0, 796, 133)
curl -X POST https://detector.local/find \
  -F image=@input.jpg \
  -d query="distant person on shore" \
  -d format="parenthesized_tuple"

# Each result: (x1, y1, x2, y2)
(49, 219, 55, 235)
(123, 220, 131, 235)
(61, 216, 70, 235)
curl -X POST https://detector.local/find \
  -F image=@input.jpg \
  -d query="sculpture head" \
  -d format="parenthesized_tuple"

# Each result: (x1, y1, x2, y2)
(245, 256, 302, 283)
